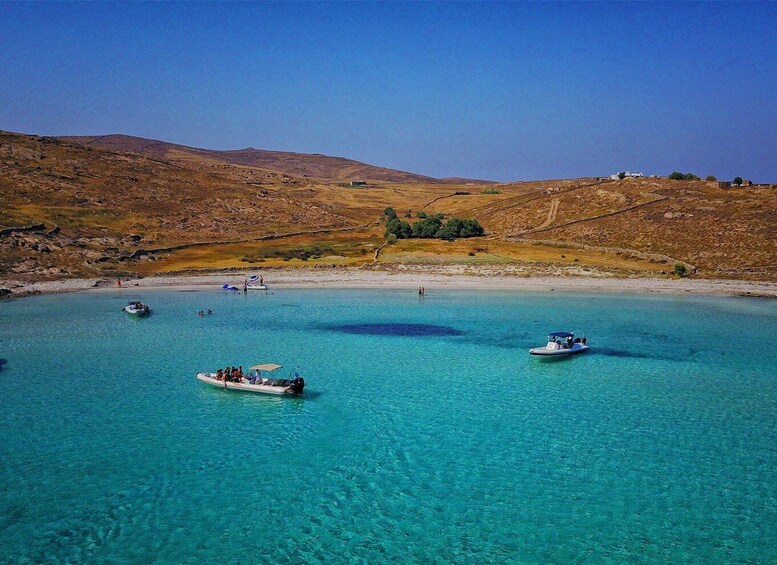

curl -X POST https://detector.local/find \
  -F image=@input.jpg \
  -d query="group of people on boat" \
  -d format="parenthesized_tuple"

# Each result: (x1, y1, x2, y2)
(212, 365, 305, 393)
(553, 336, 586, 349)
(128, 301, 150, 313)
(215, 365, 245, 382)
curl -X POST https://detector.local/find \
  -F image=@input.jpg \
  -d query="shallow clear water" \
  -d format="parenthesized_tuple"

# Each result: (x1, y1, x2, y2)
(1, 288, 776, 563)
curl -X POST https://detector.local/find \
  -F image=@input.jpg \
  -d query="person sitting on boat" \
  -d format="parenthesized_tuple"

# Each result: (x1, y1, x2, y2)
(237, 366, 245, 380)
(215, 368, 224, 381)
(581, 337, 587, 345)
(566, 336, 573, 349)
(231, 367, 240, 382)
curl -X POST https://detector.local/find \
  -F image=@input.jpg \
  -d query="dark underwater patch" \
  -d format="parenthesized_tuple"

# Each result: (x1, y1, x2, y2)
(323, 323, 464, 337)
(0, 358, 6, 370)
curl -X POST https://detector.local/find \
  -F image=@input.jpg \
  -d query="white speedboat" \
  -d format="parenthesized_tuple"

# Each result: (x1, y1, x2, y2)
(197, 363, 305, 396)
(245, 283, 268, 291)
(529, 331, 589, 357)
(123, 301, 150, 316)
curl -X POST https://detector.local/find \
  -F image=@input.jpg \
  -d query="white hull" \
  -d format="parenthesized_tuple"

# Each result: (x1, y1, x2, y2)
(246, 284, 268, 291)
(196, 372, 296, 395)
(123, 306, 149, 316)
(529, 344, 589, 356)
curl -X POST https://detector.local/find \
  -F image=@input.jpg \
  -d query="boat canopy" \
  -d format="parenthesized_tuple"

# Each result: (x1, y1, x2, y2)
(248, 275, 259, 281)
(548, 331, 574, 338)
(249, 363, 282, 372)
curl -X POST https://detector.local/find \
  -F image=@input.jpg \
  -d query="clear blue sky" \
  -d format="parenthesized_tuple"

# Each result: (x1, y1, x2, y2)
(2, 1, 775, 182)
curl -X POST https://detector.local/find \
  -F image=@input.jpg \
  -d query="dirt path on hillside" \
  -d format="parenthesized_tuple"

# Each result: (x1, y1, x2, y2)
(534, 199, 560, 231)
(519, 196, 669, 237)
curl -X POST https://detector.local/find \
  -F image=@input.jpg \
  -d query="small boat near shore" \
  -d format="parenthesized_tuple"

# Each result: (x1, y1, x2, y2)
(123, 301, 150, 316)
(197, 363, 305, 395)
(529, 331, 589, 357)
(222, 284, 239, 291)
(245, 275, 268, 291)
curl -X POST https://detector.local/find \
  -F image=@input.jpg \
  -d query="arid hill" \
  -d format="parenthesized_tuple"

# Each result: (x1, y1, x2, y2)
(60, 134, 491, 185)
(2, 129, 775, 282)
(0, 130, 354, 278)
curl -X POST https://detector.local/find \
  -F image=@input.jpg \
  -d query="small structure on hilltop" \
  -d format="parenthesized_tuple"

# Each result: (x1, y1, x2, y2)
(718, 179, 753, 189)
(349, 180, 367, 187)
(610, 171, 644, 180)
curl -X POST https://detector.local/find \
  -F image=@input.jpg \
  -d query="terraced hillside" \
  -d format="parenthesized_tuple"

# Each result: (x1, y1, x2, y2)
(421, 178, 777, 279)
(2, 129, 775, 282)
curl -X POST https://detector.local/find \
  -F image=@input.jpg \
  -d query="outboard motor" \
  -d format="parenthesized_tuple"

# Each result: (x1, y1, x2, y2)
(289, 376, 305, 395)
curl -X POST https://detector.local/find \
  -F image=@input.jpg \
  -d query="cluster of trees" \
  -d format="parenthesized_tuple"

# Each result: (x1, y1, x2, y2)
(670, 172, 747, 185)
(384, 208, 484, 240)
(669, 172, 700, 181)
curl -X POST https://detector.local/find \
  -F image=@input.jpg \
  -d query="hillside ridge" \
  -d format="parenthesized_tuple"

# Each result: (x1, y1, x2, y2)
(59, 133, 493, 185)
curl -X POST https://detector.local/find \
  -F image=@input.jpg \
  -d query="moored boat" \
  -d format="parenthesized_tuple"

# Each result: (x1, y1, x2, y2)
(196, 363, 305, 395)
(529, 331, 589, 357)
(245, 274, 268, 291)
(123, 301, 150, 316)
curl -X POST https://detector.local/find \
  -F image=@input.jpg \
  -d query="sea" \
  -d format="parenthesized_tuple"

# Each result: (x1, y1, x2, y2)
(1, 288, 776, 563)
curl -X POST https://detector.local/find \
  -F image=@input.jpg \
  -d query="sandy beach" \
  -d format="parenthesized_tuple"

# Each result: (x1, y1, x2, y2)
(3, 265, 776, 298)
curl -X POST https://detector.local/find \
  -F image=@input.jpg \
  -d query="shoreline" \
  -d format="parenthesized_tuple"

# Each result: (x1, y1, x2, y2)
(3, 266, 777, 299)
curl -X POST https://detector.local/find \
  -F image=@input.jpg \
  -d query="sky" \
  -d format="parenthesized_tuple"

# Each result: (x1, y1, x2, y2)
(1, 2, 776, 182)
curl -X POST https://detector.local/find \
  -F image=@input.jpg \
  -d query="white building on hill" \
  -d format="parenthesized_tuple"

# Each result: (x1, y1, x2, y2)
(611, 171, 644, 180)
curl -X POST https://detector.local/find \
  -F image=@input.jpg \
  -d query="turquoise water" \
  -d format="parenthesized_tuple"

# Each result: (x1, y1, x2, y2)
(1, 288, 776, 563)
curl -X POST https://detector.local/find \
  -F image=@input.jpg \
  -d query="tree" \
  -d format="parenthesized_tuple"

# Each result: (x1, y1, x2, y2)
(436, 217, 464, 240)
(669, 172, 699, 181)
(385, 218, 411, 239)
(416, 211, 428, 219)
(384, 207, 397, 221)
(706, 175, 717, 181)
(618, 172, 626, 180)
(460, 218, 485, 237)
(673, 263, 687, 277)
(733, 176, 743, 186)
(411, 216, 443, 238)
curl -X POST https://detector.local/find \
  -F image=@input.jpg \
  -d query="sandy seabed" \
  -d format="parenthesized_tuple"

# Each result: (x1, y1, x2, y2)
(3, 265, 776, 298)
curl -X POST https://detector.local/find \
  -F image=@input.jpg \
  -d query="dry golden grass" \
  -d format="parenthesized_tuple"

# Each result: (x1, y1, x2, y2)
(2, 131, 775, 281)
(381, 238, 667, 272)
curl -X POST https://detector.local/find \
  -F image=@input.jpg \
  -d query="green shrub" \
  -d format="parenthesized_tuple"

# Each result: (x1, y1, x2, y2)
(386, 234, 398, 245)
(411, 216, 443, 238)
(733, 176, 743, 186)
(669, 172, 700, 181)
(706, 175, 717, 181)
(385, 218, 412, 239)
(384, 207, 397, 221)
(481, 188, 501, 194)
(673, 263, 687, 277)
(416, 211, 428, 218)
